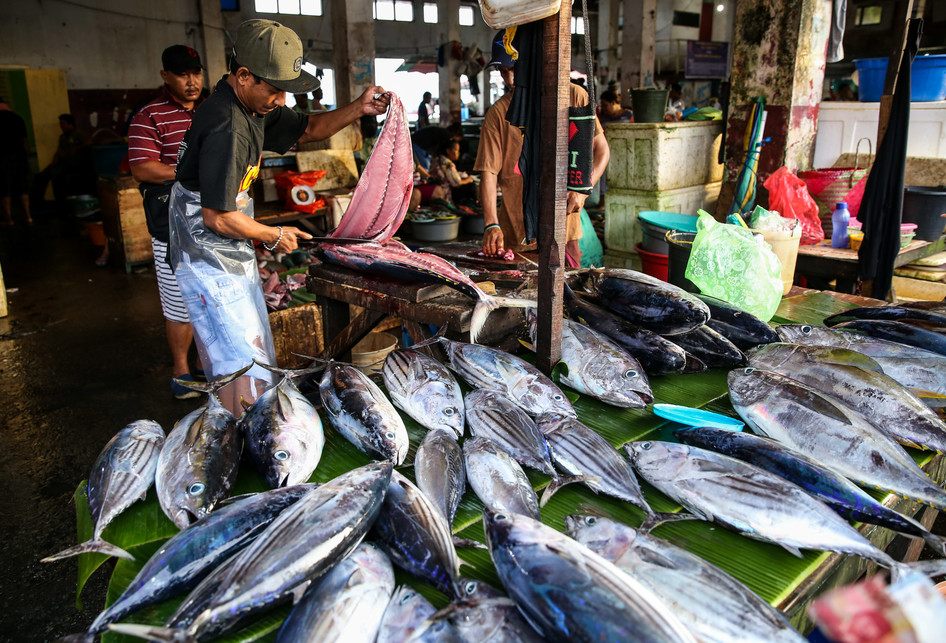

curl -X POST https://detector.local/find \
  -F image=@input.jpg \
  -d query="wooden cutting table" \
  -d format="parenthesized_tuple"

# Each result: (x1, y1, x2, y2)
(796, 236, 946, 294)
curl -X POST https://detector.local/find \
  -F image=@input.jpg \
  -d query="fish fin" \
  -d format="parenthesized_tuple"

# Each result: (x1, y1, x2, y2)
(682, 354, 707, 373)
(106, 623, 191, 643)
(452, 536, 487, 550)
(470, 298, 495, 344)
(539, 474, 587, 507)
(896, 559, 946, 582)
(922, 533, 946, 558)
(184, 413, 205, 447)
(638, 511, 697, 535)
(239, 397, 252, 412)
(779, 544, 805, 558)
(410, 323, 449, 350)
(518, 339, 536, 352)
(41, 538, 135, 563)
(290, 580, 312, 604)
(253, 359, 326, 380)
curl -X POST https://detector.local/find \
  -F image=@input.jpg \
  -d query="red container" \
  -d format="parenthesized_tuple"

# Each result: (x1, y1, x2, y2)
(636, 243, 668, 282)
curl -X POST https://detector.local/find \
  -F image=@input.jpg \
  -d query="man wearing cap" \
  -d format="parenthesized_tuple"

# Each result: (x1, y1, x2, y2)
(475, 31, 609, 266)
(169, 19, 390, 415)
(128, 44, 205, 399)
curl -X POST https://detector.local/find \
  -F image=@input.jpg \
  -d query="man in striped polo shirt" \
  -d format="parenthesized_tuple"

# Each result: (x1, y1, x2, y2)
(128, 45, 205, 399)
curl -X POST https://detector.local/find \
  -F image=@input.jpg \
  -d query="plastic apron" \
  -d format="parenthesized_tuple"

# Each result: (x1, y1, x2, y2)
(168, 182, 276, 393)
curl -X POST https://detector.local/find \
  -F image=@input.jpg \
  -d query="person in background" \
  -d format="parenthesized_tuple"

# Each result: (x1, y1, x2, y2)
(292, 92, 312, 114)
(169, 19, 390, 416)
(416, 91, 432, 130)
(429, 138, 476, 205)
(33, 113, 92, 210)
(127, 44, 205, 399)
(598, 90, 633, 126)
(0, 96, 32, 226)
(475, 32, 609, 266)
(665, 82, 685, 121)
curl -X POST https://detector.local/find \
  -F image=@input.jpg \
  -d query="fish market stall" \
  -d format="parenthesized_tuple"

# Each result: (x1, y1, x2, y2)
(57, 287, 945, 642)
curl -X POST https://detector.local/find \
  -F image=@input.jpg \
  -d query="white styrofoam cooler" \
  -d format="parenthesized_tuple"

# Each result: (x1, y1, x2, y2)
(604, 182, 722, 253)
(605, 121, 724, 192)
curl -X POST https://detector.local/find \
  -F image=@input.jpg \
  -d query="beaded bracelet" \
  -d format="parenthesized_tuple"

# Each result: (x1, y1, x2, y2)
(263, 226, 284, 252)
(484, 223, 501, 231)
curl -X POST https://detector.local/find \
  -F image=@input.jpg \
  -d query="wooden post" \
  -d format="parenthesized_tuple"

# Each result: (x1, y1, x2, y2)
(331, 0, 376, 106)
(620, 0, 657, 89)
(535, 7, 571, 374)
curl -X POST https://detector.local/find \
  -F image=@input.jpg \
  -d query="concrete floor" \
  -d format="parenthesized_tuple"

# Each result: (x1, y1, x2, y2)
(0, 211, 201, 641)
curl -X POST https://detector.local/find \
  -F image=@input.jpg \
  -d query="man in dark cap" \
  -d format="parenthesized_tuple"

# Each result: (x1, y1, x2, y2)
(169, 19, 390, 414)
(127, 44, 205, 399)
(474, 30, 609, 266)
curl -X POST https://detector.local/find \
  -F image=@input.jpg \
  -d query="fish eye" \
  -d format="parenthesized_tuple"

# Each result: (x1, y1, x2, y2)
(624, 369, 638, 379)
(586, 516, 597, 525)
(443, 407, 456, 416)
(188, 482, 205, 495)
(744, 367, 755, 374)
(494, 513, 508, 521)
(386, 432, 395, 439)
(640, 442, 652, 451)
(552, 394, 564, 402)
(274, 450, 290, 461)
(464, 581, 478, 595)
(801, 325, 812, 334)
(400, 591, 415, 604)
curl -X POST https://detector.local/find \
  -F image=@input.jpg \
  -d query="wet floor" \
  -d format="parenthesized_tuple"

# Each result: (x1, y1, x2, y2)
(0, 211, 203, 640)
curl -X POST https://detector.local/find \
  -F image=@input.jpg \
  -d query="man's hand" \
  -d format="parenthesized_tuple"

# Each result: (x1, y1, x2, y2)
(483, 225, 505, 257)
(269, 226, 312, 254)
(360, 86, 391, 116)
(566, 190, 589, 216)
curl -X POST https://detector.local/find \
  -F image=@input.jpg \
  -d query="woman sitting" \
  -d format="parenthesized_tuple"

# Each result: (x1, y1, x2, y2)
(429, 139, 477, 205)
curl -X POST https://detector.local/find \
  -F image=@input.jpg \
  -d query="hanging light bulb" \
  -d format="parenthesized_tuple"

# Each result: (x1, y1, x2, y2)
(716, 3, 724, 12)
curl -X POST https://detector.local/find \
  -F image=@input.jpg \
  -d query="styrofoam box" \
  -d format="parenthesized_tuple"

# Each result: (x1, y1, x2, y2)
(605, 121, 724, 192)
(604, 182, 722, 253)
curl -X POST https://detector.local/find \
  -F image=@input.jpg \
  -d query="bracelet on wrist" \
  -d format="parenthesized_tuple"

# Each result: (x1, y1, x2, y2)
(484, 223, 501, 231)
(263, 226, 284, 252)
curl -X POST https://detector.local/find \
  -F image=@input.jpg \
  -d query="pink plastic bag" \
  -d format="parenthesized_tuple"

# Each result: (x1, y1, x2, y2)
(763, 167, 824, 245)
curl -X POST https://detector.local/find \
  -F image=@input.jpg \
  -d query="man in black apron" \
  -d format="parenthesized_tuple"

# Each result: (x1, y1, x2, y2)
(169, 19, 390, 414)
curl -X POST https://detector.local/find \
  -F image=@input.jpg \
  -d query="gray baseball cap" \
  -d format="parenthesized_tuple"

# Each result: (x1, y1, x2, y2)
(232, 19, 319, 93)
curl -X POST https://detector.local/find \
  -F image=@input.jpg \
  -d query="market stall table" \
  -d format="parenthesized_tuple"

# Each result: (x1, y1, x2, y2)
(796, 236, 946, 294)
(255, 201, 332, 235)
(68, 288, 943, 640)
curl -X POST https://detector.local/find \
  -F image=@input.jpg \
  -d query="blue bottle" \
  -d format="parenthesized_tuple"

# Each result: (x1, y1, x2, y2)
(831, 202, 851, 248)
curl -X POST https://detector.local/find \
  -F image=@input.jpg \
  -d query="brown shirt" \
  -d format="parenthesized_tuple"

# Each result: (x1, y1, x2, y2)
(474, 84, 604, 250)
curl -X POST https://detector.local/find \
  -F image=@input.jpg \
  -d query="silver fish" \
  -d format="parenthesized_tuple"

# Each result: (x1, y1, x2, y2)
(276, 542, 395, 643)
(465, 389, 556, 477)
(156, 396, 241, 529)
(382, 348, 465, 437)
(484, 508, 696, 643)
(728, 367, 946, 512)
(566, 514, 806, 643)
(750, 343, 946, 453)
(537, 413, 651, 512)
(320, 362, 409, 464)
(239, 374, 324, 488)
(625, 440, 899, 565)
(415, 429, 466, 524)
(429, 597, 545, 643)
(463, 437, 539, 519)
(377, 586, 439, 643)
(42, 420, 164, 562)
(527, 310, 652, 408)
(113, 462, 393, 642)
(371, 470, 461, 596)
(433, 336, 575, 418)
(775, 323, 946, 398)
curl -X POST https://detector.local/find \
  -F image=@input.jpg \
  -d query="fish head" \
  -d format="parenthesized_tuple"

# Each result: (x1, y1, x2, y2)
(457, 577, 504, 600)
(565, 514, 638, 555)
(382, 585, 436, 633)
(624, 440, 689, 481)
(168, 478, 212, 528)
(775, 323, 830, 345)
(726, 366, 771, 406)
(579, 357, 653, 407)
(416, 384, 465, 436)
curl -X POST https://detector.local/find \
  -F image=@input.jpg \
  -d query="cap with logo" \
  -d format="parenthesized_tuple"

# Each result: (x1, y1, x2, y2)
(232, 19, 319, 93)
(485, 29, 516, 69)
(163, 45, 203, 74)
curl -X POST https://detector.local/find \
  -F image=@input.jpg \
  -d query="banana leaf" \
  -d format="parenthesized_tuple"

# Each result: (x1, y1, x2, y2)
(69, 290, 938, 641)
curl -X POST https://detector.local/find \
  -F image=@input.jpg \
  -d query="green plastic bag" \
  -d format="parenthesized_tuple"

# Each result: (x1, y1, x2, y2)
(685, 210, 783, 321)
(579, 207, 604, 268)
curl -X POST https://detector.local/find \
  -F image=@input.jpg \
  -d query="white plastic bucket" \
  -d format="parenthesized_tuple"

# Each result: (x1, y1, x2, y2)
(352, 332, 399, 375)
(478, 0, 562, 29)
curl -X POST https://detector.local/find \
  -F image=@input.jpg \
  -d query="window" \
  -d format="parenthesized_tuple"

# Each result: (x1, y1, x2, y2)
(459, 5, 475, 26)
(255, 0, 321, 16)
(571, 16, 585, 34)
(423, 2, 438, 23)
(855, 5, 883, 26)
(672, 11, 701, 28)
(374, 0, 413, 21)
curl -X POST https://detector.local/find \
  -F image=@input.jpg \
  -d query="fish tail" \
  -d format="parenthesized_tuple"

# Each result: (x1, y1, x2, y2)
(539, 475, 584, 507)
(923, 532, 946, 558)
(410, 323, 449, 350)
(252, 359, 326, 380)
(41, 538, 135, 563)
(107, 623, 192, 643)
(470, 295, 536, 344)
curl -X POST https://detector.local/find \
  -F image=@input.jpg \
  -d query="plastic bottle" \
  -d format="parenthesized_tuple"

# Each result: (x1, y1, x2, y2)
(831, 202, 851, 249)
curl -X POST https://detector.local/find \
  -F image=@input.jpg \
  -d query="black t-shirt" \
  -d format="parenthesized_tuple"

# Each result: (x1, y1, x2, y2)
(411, 126, 453, 155)
(176, 77, 308, 212)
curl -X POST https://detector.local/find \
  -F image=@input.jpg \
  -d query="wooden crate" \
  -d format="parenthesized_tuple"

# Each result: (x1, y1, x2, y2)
(98, 176, 153, 272)
(269, 303, 325, 368)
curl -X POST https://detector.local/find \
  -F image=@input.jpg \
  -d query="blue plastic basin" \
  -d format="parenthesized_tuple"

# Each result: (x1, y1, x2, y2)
(855, 54, 946, 103)
(637, 211, 699, 255)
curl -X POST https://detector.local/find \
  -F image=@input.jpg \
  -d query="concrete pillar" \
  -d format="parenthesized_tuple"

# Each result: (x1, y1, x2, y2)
(619, 0, 657, 90)
(439, 0, 461, 125)
(331, 0, 376, 106)
(197, 0, 226, 84)
(719, 0, 831, 213)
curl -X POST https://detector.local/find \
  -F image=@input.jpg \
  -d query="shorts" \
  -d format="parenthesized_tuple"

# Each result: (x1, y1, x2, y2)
(151, 238, 190, 324)
(415, 183, 439, 203)
(174, 259, 276, 387)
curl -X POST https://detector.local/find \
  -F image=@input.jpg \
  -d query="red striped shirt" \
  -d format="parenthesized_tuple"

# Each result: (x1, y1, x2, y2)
(127, 86, 200, 167)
